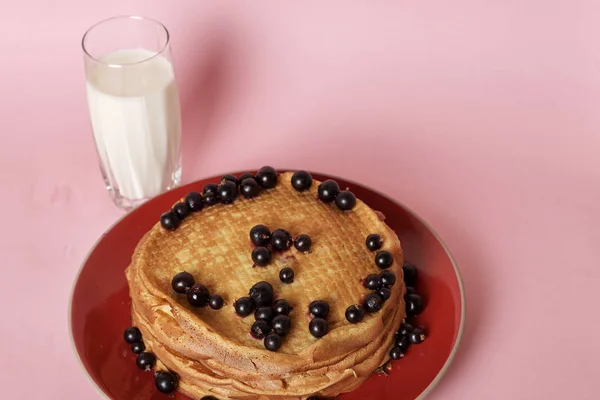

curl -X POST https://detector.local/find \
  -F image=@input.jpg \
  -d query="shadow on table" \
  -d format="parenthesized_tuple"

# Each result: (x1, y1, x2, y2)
(179, 25, 235, 175)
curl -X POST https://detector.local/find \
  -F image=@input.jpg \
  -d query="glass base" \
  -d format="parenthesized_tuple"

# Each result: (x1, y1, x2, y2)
(103, 165, 182, 212)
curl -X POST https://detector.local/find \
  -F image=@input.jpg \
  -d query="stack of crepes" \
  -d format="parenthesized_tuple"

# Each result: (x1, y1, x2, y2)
(126, 172, 406, 399)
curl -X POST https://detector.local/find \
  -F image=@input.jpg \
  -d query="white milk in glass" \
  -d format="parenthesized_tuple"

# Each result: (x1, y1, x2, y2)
(86, 49, 181, 200)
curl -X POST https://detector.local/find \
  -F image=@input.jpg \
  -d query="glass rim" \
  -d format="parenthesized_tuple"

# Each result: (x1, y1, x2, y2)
(81, 15, 170, 68)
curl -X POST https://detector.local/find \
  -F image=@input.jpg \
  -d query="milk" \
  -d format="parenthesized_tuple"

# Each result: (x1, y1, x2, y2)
(86, 49, 181, 201)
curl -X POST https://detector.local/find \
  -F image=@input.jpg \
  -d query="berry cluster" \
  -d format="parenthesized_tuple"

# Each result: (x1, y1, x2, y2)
(365, 233, 395, 270)
(253, 299, 293, 352)
(171, 272, 224, 310)
(341, 234, 397, 323)
(361, 269, 397, 313)
(390, 321, 427, 360)
(234, 281, 293, 352)
(249, 225, 311, 282)
(308, 300, 330, 338)
(388, 263, 427, 360)
(317, 179, 357, 211)
(123, 326, 178, 394)
(159, 166, 279, 231)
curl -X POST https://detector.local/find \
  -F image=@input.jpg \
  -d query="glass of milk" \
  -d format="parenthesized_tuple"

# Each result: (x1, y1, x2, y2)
(82, 16, 182, 210)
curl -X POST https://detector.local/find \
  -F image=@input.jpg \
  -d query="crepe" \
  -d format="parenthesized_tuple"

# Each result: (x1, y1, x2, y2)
(126, 172, 405, 399)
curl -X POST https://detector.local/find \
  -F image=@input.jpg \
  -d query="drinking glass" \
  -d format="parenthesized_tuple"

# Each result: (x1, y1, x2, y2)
(82, 16, 182, 210)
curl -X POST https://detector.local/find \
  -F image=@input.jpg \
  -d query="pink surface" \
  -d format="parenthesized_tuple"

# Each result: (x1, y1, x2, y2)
(0, 1, 599, 399)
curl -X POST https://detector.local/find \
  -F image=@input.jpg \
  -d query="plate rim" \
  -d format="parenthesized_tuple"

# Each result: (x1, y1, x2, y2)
(68, 169, 466, 400)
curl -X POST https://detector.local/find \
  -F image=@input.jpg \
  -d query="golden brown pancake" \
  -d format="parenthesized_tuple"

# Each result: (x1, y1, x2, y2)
(126, 172, 406, 399)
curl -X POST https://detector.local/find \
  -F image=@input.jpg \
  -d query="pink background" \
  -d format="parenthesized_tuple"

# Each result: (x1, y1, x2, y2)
(1, 1, 599, 399)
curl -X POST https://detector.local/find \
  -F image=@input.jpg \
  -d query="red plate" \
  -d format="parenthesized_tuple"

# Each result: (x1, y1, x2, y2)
(69, 172, 465, 400)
